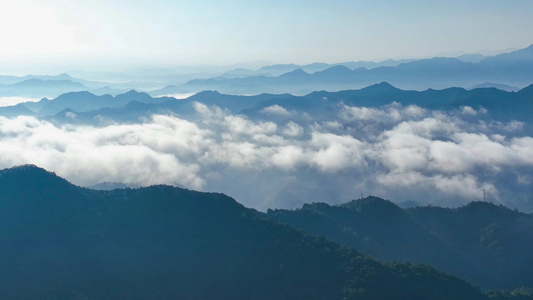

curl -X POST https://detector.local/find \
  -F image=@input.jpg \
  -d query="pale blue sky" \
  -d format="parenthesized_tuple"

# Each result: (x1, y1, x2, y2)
(1, 0, 532, 73)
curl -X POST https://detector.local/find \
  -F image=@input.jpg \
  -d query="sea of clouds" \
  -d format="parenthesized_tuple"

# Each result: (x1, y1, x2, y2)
(0, 101, 531, 211)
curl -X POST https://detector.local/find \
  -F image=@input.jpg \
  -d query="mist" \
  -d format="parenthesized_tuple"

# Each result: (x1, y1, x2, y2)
(1, 100, 531, 211)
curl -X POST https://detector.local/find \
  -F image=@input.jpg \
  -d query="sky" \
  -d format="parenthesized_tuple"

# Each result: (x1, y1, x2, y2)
(1, 0, 533, 73)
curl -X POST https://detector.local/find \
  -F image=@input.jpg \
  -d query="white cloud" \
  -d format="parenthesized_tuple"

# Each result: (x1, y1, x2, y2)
(322, 121, 343, 129)
(271, 146, 306, 170)
(65, 111, 77, 119)
(310, 132, 365, 172)
(0, 115, 206, 189)
(339, 102, 426, 123)
(282, 121, 304, 137)
(429, 140, 474, 172)
(260, 105, 292, 116)
(0, 97, 40, 107)
(340, 105, 397, 122)
(0, 102, 532, 211)
(461, 106, 477, 115)
(404, 105, 427, 118)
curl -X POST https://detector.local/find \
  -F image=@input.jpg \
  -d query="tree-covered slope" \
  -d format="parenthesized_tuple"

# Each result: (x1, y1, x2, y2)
(268, 196, 533, 291)
(0, 165, 486, 299)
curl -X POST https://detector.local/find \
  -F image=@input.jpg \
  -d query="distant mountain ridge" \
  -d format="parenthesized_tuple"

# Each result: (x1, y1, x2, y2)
(0, 78, 88, 98)
(19, 90, 174, 117)
(224, 58, 416, 77)
(2, 81, 532, 124)
(0, 74, 132, 98)
(0, 45, 531, 99)
(182, 44, 533, 94)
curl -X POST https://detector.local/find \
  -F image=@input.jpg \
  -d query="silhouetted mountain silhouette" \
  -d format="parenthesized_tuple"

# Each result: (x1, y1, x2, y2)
(182, 44, 533, 94)
(0, 165, 489, 299)
(268, 196, 533, 290)
(9, 82, 532, 124)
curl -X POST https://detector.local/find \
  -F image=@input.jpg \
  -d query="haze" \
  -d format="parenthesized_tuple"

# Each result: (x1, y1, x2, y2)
(2, 0, 533, 74)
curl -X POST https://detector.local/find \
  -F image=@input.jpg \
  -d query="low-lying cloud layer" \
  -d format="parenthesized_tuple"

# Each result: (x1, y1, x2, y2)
(0, 101, 532, 211)
(0, 97, 39, 107)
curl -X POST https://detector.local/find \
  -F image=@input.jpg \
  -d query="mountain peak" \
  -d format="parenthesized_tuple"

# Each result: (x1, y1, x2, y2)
(56, 73, 74, 80)
(315, 65, 354, 76)
(461, 201, 514, 214)
(116, 89, 151, 98)
(342, 196, 403, 215)
(196, 90, 221, 96)
(115, 90, 153, 101)
(361, 81, 399, 93)
(321, 65, 353, 72)
(122, 89, 141, 95)
(480, 43, 533, 65)
(280, 68, 309, 77)
(512, 43, 533, 54)
(0, 164, 58, 178)
(189, 90, 223, 100)
(53, 90, 97, 101)
(0, 164, 72, 192)
(517, 83, 533, 94)
(0, 164, 45, 173)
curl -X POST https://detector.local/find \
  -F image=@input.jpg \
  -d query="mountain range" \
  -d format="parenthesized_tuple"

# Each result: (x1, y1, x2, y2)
(219, 58, 417, 78)
(182, 44, 533, 94)
(0, 45, 531, 99)
(0, 78, 88, 98)
(3, 81, 531, 125)
(0, 165, 496, 299)
(268, 197, 533, 291)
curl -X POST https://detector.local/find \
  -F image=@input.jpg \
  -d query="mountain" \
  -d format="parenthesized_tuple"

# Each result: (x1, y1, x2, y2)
(185, 90, 295, 112)
(88, 181, 141, 190)
(314, 65, 355, 81)
(92, 85, 128, 96)
(181, 44, 533, 94)
(480, 44, 533, 66)
(409, 202, 533, 290)
(8, 81, 532, 124)
(470, 82, 520, 92)
(0, 78, 88, 98)
(36, 91, 114, 116)
(268, 197, 533, 291)
(148, 84, 189, 97)
(257, 63, 302, 76)
(478, 44, 533, 85)
(0, 103, 36, 117)
(0, 74, 140, 98)
(0, 165, 489, 299)
(13, 78, 84, 89)
(457, 54, 488, 63)
(220, 68, 272, 78)
(255, 60, 414, 76)
(0, 73, 92, 86)
(20, 90, 174, 117)
(239, 82, 533, 123)
(41, 90, 298, 125)
(279, 68, 311, 80)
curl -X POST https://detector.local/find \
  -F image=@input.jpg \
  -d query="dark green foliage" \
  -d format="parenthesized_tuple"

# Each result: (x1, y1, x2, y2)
(268, 197, 533, 291)
(488, 287, 533, 300)
(408, 203, 533, 290)
(0, 166, 486, 299)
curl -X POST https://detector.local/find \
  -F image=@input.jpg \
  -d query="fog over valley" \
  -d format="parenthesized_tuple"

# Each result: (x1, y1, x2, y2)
(0, 86, 531, 211)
